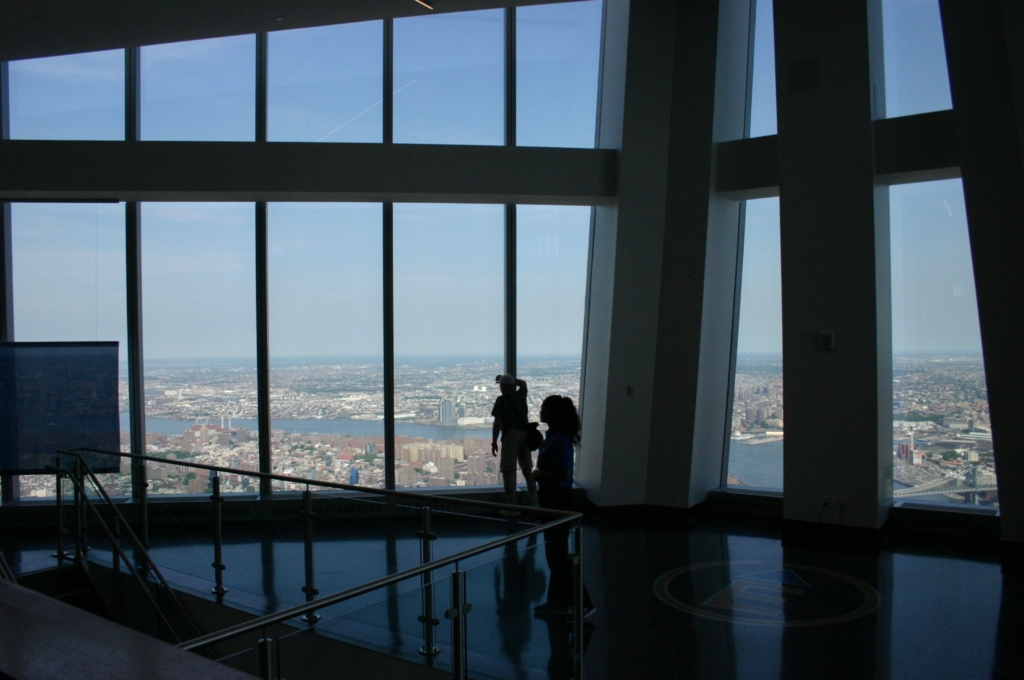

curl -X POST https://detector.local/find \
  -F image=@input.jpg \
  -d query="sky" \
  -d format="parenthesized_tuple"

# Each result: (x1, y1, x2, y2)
(6, 0, 977, 360)
(6, 1, 599, 361)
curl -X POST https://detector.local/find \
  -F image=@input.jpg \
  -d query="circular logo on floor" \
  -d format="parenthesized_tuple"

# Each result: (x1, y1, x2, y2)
(653, 560, 879, 627)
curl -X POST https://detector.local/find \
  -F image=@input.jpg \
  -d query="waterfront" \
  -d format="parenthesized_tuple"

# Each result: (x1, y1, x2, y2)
(120, 413, 492, 442)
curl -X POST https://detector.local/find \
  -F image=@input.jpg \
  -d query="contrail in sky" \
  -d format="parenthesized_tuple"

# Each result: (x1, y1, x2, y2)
(317, 80, 418, 142)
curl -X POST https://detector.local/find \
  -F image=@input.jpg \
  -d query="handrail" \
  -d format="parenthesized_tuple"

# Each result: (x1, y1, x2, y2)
(70, 455, 206, 641)
(177, 509, 579, 652)
(59, 447, 583, 657)
(64, 447, 567, 519)
(55, 466, 186, 644)
(52, 453, 210, 642)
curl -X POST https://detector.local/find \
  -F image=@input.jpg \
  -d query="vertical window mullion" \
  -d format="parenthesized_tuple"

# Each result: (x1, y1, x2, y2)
(257, 33, 268, 143)
(0, 203, 12, 505)
(505, 8, 517, 377)
(125, 47, 148, 527)
(255, 34, 272, 496)
(384, 19, 394, 145)
(383, 204, 395, 490)
(0, 61, 17, 503)
(256, 204, 271, 497)
(383, 19, 396, 490)
(1, 60, 12, 343)
(505, 206, 516, 377)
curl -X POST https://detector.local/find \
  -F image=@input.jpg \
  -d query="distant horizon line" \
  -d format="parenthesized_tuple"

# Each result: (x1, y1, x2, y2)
(131, 353, 582, 363)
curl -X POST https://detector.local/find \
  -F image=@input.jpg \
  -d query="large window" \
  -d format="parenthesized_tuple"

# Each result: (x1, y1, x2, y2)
(141, 203, 257, 495)
(393, 10, 504, 145)
(392, 204, 504, 488)
(10, 202, 130, 497)
(881, 0, 952, 118)
(749, 0, 777, 138)
(516, 1, 602, 148)
(727, 198, 783, 489)
(0, 3, 604, 498)
(7, 50, 124, 141)
(268, 203, 384, 489)
(141, 35, 256, 141)
(268, 22, 383, 143)
(516, 205, 590, 420)
(890, 180, 994, 508)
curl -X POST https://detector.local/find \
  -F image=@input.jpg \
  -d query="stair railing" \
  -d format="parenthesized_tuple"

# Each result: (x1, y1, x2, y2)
(54, 447, 585, 679)
(50, 451, 206, 647)
(0, 551, 15, 582)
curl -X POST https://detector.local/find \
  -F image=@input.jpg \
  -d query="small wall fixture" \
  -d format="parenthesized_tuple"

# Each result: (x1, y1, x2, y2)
(415, 0, 435, 9)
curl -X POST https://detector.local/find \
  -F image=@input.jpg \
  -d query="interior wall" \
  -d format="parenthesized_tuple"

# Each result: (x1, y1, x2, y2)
(940, 0, 1024, 543)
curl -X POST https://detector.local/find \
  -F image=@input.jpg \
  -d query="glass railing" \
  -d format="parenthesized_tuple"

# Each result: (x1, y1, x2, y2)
(48, 447, 585, 679)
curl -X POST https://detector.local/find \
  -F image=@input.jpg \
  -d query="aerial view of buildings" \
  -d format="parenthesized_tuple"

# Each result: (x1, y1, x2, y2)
(726, 353, 996, 506)
(19, 357, 581, 498)
(19, 354, 994, 507)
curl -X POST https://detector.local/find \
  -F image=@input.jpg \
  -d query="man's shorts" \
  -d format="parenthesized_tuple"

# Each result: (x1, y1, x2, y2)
(499, 428, 533, 473)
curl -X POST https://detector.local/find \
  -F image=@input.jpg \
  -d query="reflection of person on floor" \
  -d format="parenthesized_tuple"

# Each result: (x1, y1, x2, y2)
(531, 395, 595, 620)
(491, 374, 538, 508)
(493, 531, 547, 675)
(538, 611, 595, 679)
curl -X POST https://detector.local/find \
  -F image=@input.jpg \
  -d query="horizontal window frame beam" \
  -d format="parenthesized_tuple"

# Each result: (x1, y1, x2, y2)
(714, 109, 960, 199)
(0, 141, 616, 206)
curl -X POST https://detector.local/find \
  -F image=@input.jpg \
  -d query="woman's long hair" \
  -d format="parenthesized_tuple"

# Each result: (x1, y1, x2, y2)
(542, 395, 581, 445)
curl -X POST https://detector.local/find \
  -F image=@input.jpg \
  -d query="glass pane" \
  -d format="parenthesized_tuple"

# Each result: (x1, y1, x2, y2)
(882, 0, 952, 118)
(141, 35, 256, 141)
(749, 0, 777, 138)
(516, 0, 602, 148)
(890, 180, 994, 508)
(268, 203, 384, 490)
(727, 198, 783, 489)
(141, 203, 256, 495)
(8, 50, 124, 140)
(393, 204, 504, 488)
(516, 205, 590, 422)
(268, 21, 383, 143)
(393, 10, 504, 145)
(10, 203, 131, 497)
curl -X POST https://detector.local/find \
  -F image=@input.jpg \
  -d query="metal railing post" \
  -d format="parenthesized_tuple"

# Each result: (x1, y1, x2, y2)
(139, 461, 149, 549)
(301, 487, 319, 623)
(445, 568, 471, 680)
(211, 471, 227, 596)
(256, 637, 274, 680)
(53, 460, 67, 563)
(73, 458, 85, 561)
(417, 506, 439, 658)
(571, 521, 584, 680)
(111, 515, 121, 617)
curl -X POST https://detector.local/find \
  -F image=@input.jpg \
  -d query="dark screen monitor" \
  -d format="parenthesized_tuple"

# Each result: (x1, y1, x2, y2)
(0, 342, 121, 475)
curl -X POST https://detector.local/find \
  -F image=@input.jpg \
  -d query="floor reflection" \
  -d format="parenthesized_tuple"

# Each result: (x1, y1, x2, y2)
(493, 531, 546, 677)
(2, 511, 1017, 680)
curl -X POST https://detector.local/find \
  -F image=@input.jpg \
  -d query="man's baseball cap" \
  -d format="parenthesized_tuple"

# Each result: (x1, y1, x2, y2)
(496, 374, 516, 387)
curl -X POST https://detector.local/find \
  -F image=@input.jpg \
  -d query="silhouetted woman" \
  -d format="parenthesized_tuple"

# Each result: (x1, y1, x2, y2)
(531, 394, 594, 619)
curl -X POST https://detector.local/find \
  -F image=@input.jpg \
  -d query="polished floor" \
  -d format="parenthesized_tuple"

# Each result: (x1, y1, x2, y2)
(3, 509, 1022, 679)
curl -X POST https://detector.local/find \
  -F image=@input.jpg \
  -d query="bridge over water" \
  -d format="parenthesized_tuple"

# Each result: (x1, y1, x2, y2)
(894, 463, 998, 501)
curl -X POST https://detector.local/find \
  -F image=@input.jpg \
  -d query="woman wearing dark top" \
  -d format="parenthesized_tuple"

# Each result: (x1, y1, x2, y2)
(532, 394, 594, 619)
